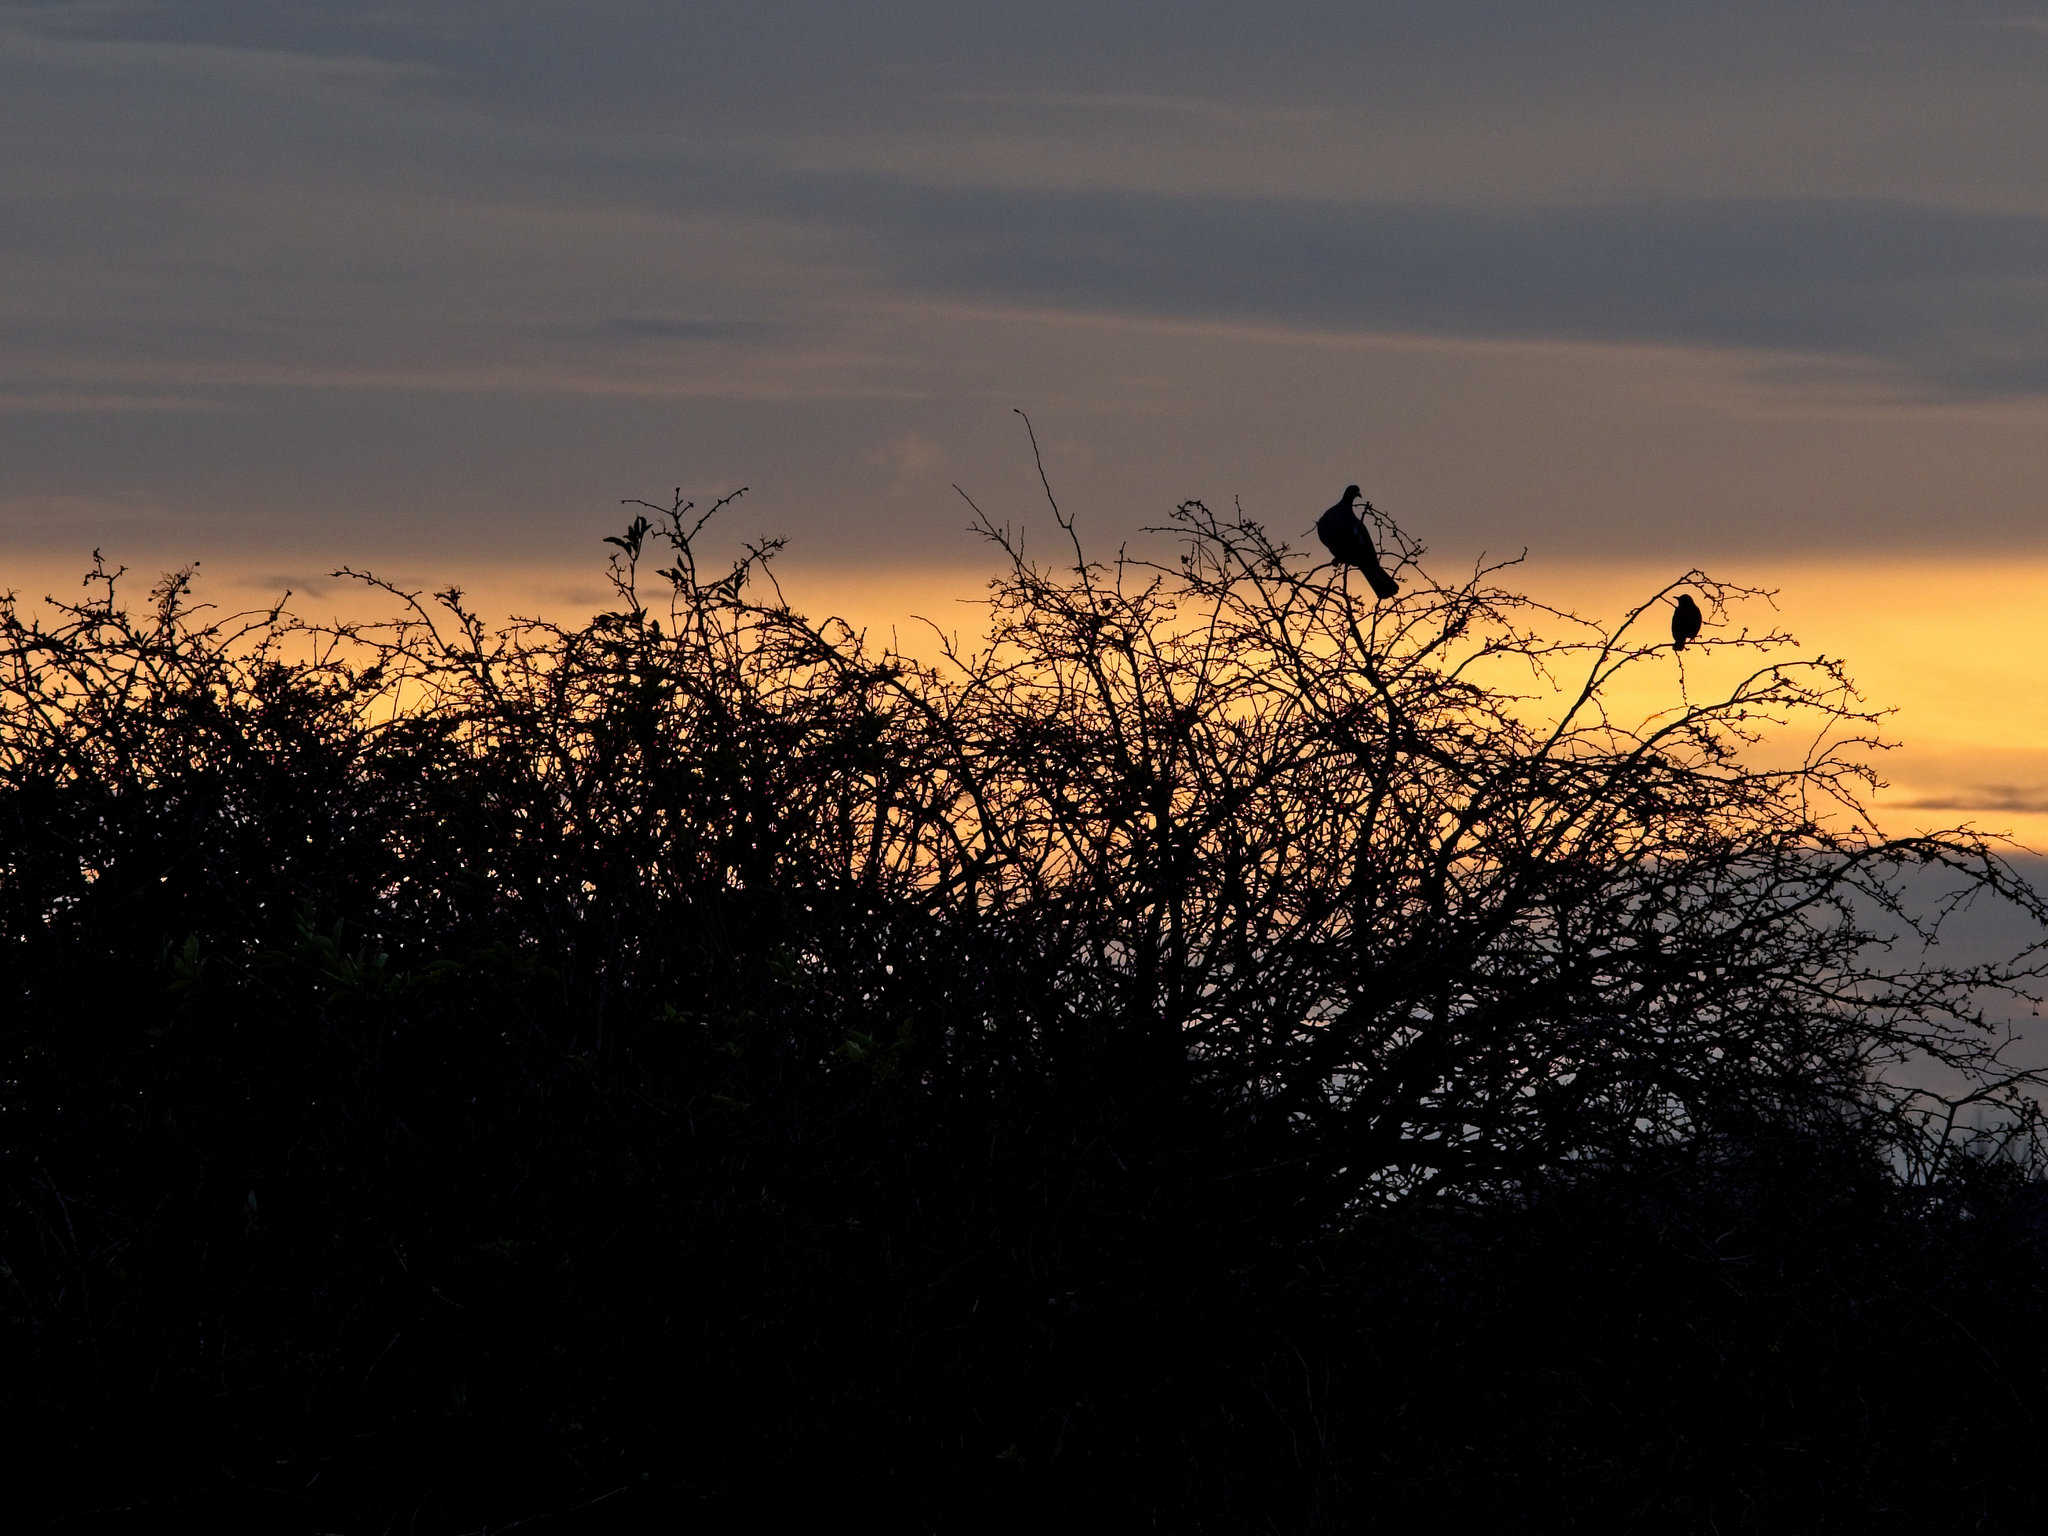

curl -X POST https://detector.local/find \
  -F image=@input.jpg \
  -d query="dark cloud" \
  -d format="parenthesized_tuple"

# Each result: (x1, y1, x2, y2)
(791, 182, 2048, 397)
(1899, 788, 2048, 814)
(19, 1, 2036, 126)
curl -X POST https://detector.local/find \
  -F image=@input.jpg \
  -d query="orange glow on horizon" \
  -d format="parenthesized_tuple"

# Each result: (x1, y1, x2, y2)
(8, 548, 2043, 854)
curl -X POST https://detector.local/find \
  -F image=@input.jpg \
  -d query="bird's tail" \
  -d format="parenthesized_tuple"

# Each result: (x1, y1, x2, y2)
(1367, 569, 1400, 602)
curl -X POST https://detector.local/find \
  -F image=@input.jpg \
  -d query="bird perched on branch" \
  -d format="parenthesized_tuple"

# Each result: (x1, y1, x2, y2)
(1316, 485, 1401, 600)
(1671, 593, 1703, 652)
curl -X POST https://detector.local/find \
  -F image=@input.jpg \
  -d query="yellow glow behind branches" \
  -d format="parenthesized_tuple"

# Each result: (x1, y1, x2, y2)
(6, 547, 2040, 850)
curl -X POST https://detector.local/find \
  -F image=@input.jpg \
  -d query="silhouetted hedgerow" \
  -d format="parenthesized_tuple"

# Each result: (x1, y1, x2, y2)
(3, 491, 2047, 1531)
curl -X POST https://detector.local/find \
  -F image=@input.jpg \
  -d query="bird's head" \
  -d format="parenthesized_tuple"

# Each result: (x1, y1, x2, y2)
(1342, 484, 1361, 502)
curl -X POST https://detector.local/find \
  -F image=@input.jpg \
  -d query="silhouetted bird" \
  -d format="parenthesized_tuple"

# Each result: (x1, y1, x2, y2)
(1316, 485, 1401, 600)
(1671, 593, 1703, 652)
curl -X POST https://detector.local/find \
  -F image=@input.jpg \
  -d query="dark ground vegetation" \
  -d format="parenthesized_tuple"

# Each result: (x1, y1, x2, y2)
(5, 485, 2048, 1532)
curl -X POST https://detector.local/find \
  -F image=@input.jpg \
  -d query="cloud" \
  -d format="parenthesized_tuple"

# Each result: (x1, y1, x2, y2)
(8, 5, 2048, 402)
(234, 570, 337, 598)
(941, 90, 1335, 129)
(9, 0, 2048, 569)
(607, 317, 784, 343)
(1895, 788, 2048, 814)
(0, 389, 219, 412)
(805, 182, 2048, 399)
(1961, 16, 2048, 37)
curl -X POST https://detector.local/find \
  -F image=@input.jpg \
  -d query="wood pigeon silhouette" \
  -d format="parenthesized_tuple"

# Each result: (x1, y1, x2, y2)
(1316, 485, 1401, 600)
(1671, 593, 1703, 652)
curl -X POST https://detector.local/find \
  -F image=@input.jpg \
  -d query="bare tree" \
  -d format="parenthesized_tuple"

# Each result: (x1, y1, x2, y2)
(6, 487, 2042, 1214)
(905, 488, 2048, 1199)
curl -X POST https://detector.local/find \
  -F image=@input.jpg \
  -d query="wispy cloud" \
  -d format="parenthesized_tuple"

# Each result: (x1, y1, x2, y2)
(606, 317, 786, 343)
(812, 182, 2048, 399)
(0, 389, 220, 413)
(1895, 788, 2048, 814)
(943, 90, 1334, 128)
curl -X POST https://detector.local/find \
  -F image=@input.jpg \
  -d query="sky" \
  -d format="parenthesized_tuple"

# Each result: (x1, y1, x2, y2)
(4, 0, 2048, 838)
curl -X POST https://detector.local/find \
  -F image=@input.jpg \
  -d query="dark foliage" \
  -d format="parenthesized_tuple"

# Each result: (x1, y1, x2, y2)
(4, 491, 2047, 1531)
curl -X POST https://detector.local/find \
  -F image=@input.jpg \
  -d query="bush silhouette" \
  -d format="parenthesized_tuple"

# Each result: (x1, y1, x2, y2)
(3, 494, 2047, 1530)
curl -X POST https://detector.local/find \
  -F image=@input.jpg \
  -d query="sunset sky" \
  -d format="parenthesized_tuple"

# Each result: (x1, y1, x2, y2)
(4, 1, 2047, 842)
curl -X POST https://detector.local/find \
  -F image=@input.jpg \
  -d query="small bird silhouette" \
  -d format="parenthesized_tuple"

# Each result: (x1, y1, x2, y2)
(1671, 593, 1703, 652)
(1316, 485, 1401, 600)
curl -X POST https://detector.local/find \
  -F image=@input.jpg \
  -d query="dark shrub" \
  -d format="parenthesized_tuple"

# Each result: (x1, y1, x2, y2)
(4, 494, 2045, 1530)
